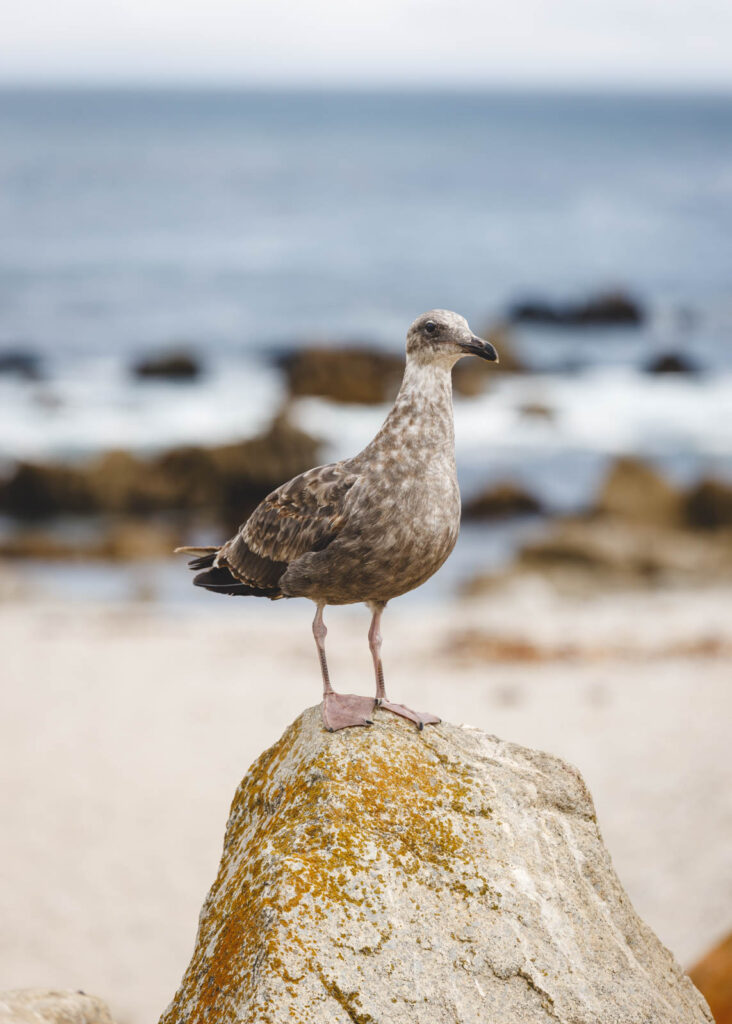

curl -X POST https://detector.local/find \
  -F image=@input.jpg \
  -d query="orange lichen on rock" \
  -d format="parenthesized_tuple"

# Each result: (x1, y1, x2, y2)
(158, 708, 712, 1024)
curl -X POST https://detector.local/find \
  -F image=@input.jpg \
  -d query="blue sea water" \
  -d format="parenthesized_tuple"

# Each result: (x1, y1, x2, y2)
(1, 87, 731, 601)
(0, 87, 731, 493)
(2, 87, 732, 352)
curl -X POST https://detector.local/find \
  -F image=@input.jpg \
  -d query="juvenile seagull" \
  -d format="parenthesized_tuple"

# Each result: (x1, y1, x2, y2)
(177, 310, 498, 731)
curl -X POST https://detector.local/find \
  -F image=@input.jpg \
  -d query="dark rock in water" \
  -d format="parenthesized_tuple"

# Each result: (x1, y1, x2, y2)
(689, 931, 732, 1024)
(463, 481, 543, 520)
(500, 518, 732, 593)
(593, 457, 683, 527)
(132, 349, 202, 381)
(509, 290, 644, 327)
(0, 414, 320, 523)
(280, 328, 524, 406)
(0, 462, 95, 518)
(518, 401, 555, 420)
(168, 414, 320, 522)
(0, 519, 181, 561)
(685, 479, 732, 530)
(279, 345, 404, 404)
(0, 348, 43, 380)
(644, 352, 700, 375)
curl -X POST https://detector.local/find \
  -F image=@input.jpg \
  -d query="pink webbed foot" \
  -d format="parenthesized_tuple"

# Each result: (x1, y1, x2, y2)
(377, 700, 441, 731)
(321, 693, 375, 732)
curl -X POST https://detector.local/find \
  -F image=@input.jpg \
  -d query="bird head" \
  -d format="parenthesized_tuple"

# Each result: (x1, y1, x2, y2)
(406, 309, 499, 367)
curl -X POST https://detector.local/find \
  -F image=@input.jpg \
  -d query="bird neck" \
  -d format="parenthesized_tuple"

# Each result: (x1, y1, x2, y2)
(373, 357, 456, 455)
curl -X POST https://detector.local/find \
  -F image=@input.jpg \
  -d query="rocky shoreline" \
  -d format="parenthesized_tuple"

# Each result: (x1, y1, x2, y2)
(0, 290, 729, 587)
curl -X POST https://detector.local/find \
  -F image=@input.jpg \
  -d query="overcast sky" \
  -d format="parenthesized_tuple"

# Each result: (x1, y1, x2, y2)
(3, 0, 732, 89)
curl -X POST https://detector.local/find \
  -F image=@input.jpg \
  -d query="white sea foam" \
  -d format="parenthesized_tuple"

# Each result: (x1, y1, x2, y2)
(291, 367, 732, 508)
(0, 358, 285, 464)
(3, 360, 730, 508)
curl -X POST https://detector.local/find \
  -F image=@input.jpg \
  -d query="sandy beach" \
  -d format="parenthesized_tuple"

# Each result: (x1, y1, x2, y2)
(1, 576, 730, 1023)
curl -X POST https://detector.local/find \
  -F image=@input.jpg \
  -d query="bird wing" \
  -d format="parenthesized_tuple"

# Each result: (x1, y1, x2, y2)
(217, 462, 357, 593)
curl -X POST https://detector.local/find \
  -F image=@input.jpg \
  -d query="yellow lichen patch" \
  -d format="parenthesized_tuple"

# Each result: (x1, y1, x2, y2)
(160, 709, 505, 1023)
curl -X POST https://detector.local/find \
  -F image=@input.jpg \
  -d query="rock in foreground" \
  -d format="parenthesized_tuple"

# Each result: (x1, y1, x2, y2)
(0, 990, 115, 1024)
(160, 708, 710, 1024)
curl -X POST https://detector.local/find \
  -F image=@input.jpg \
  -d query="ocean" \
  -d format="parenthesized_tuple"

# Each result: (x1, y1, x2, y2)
(1, 87, 731, 597)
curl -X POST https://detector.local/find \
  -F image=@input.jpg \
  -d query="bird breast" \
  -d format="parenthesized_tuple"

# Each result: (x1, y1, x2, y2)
(281, 444, 460, 605)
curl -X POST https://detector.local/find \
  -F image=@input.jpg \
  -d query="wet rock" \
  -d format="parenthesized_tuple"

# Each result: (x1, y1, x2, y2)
(0, 989, 115, 1024)
(463, 480, 543, 520)
(689, 931, 732, 1024)
(509, 290, 644, 327)
(98, 521, 182, 561)
(196, 412, 322, 524)
(0, 529, 85, 561)
(518, 401, 555, 420)
(685, 478, 732, 530)
(0, 520, 181, 562)
(159, 707, 710, 1024)
(593, 457, 683, 527)
(0, 462, 95, 518)
(0, 349, 43, 380)
(0, 414, 321, 523)
(644, 352, 700, 375)
(279, 345, 404, 404)
(280, 327, 521, 406)
(514, 519, 732, 591)
(132, 348, 202, 381)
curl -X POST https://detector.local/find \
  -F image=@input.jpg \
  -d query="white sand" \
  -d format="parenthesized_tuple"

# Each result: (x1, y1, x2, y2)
(1, 580, 731, 1024)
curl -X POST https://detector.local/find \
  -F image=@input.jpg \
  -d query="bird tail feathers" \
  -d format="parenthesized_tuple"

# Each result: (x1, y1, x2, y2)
(174, 545, 220, 571)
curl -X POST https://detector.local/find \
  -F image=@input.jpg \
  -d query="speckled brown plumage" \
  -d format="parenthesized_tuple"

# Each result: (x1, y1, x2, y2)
(176, 310, 499, 730)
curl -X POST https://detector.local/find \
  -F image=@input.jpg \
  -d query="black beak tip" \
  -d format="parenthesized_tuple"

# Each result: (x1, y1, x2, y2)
(469, 336, 499, 362)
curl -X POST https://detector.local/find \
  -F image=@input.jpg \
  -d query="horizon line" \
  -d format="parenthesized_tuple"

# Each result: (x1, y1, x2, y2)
(1, 78, 732, 97)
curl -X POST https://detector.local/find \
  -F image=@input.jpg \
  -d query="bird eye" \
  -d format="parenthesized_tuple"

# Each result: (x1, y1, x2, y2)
(424, 321, 437, 335)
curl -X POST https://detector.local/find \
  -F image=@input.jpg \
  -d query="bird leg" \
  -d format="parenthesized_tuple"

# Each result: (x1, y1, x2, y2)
(368, 603, 440, 730)
(314, 604, 374, 732)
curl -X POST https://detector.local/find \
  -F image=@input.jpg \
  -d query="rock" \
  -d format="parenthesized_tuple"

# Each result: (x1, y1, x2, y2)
(512, 519, 732, 591)
(0, 414, 320, 524)
(0, 349, 43, 380)
(279, 346, 404, 404)
(509, 290, 645, 327)
(518, 401, 555, 420)
(689, 931, 732, 1024)
(0, 529, 84, 560)
(0, 989, 115, 1024)
(0, 462, 95, 518)
(159, 707, 710, 1024)
(132, 349, 202, 381)
(644, 352, 700, 375)
(0, 520, 181, 561)
(98, 520, 182, 560)
(685, 478, 732, 530)
(463, 480, 543, 520)
(593, 456, 683, 527)
(279, 328, 523, 406)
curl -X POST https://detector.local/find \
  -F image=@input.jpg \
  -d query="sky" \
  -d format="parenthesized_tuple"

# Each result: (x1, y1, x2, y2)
(3, 0, 732, 89)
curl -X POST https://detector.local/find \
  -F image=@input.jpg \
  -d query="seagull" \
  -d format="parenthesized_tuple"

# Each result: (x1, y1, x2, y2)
(176, 310, 499, 731)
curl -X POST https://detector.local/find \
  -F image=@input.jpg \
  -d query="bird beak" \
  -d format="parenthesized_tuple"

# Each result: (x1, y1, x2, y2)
(459, 335, 499, 362)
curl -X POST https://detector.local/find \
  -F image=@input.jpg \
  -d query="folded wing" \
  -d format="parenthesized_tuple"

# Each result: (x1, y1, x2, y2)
(188, 462, 357, 598)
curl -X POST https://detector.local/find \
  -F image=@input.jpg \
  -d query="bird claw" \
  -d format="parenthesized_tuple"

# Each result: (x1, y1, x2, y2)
(321, 693, 376, 732)
(377, 700, 441, 730)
